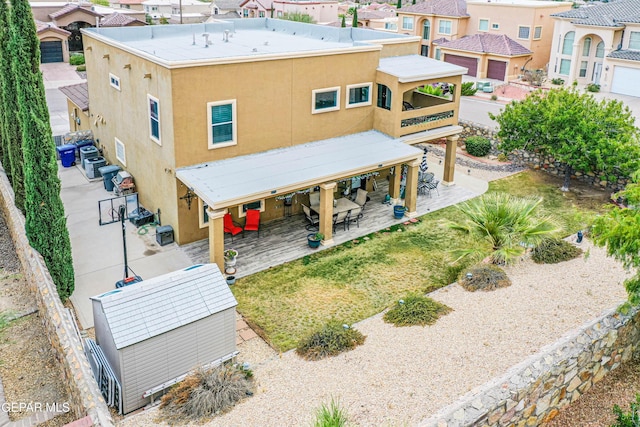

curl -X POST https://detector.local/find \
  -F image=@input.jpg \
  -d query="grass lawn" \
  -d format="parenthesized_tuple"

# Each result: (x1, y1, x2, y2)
(232, 170, 610, 352)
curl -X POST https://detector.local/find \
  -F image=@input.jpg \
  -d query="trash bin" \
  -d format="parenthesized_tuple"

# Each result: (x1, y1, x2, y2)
(75, 139, 95, 159)
(98, 165, 121, 191)
(85, 157, 107, 179)
(56, 144, 76, 167)
(80, 145, 99, 168)
(156, 225, 174, 246)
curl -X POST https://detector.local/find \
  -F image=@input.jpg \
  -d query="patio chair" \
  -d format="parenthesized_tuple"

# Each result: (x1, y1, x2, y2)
(333, 211, 350, 233)
(354, 188, 368, 209)
(244, 209, 261, 238)
(223, 213, 243, 242)
(348, 206, 362, 229)
(302, 203, 319, 231)
(418, 182, 430, 197)
(309, 192, 320, 208)
(425, 179, 440, 196)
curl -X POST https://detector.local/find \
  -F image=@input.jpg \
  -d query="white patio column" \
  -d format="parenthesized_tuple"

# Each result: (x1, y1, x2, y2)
(207, 207, 227, 272)
(405, 159, 420, 218)
(568, 41, 580, 84)
(443, 135, 458, 186)
(319, 182, 336, 245)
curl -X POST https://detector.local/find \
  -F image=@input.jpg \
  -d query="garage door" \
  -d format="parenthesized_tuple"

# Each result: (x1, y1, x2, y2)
(444, 54, 478, 77)
(487, 60, 507, 81)
(40, 41, 63, 63)
(611, 66, 640, 98)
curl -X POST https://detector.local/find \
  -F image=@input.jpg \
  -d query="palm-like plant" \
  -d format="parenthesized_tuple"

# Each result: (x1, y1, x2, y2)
(449, 193, 559, 264)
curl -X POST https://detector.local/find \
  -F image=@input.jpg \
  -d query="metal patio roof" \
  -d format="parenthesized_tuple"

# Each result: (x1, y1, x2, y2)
(176, 130, 424, 210)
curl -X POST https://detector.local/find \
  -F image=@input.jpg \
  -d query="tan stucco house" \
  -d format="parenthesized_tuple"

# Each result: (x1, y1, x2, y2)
(549, 0, 640, 97)
(79, 19, 466, 271)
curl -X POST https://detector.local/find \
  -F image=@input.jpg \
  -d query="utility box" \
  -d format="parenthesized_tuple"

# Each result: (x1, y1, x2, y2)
(80, 145, 99, 168)
(156, 225, 174, 246)
(85, 157, 107, 179)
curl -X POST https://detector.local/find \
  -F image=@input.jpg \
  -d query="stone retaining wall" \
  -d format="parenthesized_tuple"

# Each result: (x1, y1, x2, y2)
(419, 304, 640, 427)
(458, 120, 629, 192)
(0, 166, 114, 427)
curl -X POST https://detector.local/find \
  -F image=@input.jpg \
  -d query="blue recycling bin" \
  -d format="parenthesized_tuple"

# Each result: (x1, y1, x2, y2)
(98, 165, 121, 191)
(56, 144, 76, 167)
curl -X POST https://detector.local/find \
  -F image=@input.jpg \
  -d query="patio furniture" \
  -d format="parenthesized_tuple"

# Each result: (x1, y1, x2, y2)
(348, 206, 363, 228)
(244, 209, 261, 238)
(302, 203, 319, 231)
(311, 197, 359, 216)
(309, 192, 320, 207)
(333, 210, 350, 232)
(425, 179, 440, 196)
(223, 213, 243, 242)
(354, 189, 368, 209)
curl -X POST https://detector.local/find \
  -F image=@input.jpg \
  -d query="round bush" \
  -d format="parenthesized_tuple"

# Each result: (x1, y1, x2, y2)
(69, 53, 85, 66)
(458, 264, 511, 292)
(296, 321, 366, 361)
(464, 136, 491, 157)
(531, 238, 583, 264)
(383, 294, 452, 326)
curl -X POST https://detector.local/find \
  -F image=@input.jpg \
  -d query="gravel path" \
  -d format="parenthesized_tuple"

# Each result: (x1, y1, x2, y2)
(121, 240, 629, 427)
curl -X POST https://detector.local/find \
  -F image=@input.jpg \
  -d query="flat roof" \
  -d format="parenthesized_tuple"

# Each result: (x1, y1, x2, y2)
(83, 18, 413, 65)
(378, 55, 467, 82)
(176, 130, 423, 210)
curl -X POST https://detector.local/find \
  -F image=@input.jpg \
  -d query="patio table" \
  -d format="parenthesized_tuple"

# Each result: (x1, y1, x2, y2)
(310, 198, 360, 216)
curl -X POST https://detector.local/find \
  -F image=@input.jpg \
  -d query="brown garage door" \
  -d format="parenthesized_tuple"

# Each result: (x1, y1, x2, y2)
(487, 60, 507, 81)
(444, 54, 478, 77)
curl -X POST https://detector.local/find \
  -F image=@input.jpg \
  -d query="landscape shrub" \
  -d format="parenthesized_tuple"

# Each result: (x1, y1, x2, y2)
(531, 238, 582, 264)
(551, 77, 565, 85)
(611, 394, 640, 427)
(312, 397, 349, 427)
(160, 364, 254, 422)
(69, 53, 85, 66)
(383, 294, 452, 326)
(458, 264, 511, 292)
(296, 320, 365, 360)
(75, 65, 86, 72)
(497, 152, 508, 162)
(461, 81, 477, 96)
(418, 84, 444, 97)
(464, 136, 491, 157)
(587, 83, 601, 92)
(490, 94, 498, 101)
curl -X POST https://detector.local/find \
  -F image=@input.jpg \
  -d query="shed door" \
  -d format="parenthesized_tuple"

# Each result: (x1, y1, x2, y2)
(40, 41, 63, 63)
(611, 66, 640, 98)
(487, 60, 507, 81)
(444, 54, 477, 77)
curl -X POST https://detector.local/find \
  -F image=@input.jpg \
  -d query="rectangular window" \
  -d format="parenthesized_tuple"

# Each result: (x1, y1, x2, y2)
(277, 10, 282, 17)
(518, 26, 530, 40)
(238, 199, 265, 217)
(478, 19, 489, 32)
(115, 138, 126, 166)
(207, 100, 237, 149)
(312, 87, 340, 113)
(199, 199, 209, 228)
(438, 19, 451, 35)
(421, 45, 429, 57)
(629, 31, 640, 50)
(148, 95, 160, 144)
(384, 22, 397, 30)
(259, 11, 265, 17)
(243, 9, 248, 17)
(435, 47, 441, 60)
(491, 23, 499, 30)
(346, 83, 372, 108)
(402, 16, 413, 30)
(579, 61, 588, 77)
(109, 73, 120, 91)
(376, 84, 392, 110)
(533, 26, 542, 40)
(559, 59, 571, 75)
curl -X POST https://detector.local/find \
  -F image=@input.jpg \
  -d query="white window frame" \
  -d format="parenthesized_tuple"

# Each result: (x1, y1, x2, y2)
(198, 198, 209, 228)
(402, 16, 414, 30)
(311, 86, 341, 114)
(533, 26, 542, 40)
(345, 83, 372, 109)
(238, 199, 265, 218)
(579, 60, 588, 77)
(115, 138, 126, 166)
(109, 73, 121, 91)
(491, 23, 500, 30)
(438, 19, 452, 35)
(629, 31, 640, 50)
(478, 19, 489, 32)
(148, 94, 161, 145)
(518, 26, 530, 40)
(207, 99, 237, 149)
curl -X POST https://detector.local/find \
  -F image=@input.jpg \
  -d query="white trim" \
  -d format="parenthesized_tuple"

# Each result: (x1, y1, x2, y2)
(311, 86, 341, 114)
(198, 198, 209, 228)
(345, 82, 372, 109)
(437, 19, 452, 35)
(478, 18, 489, 32)
(207, 99, 237, 149)
(148, 94, 161, 145)
(401, 16, 414, 30)
(109, 73, 121, 91)
(517, 25, 531, 40)
(238, 199, 265, 218)
(115, 137, 126, 166)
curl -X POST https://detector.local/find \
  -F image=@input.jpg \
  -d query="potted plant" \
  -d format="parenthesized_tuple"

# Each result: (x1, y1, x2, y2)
(307, 232, 324, 249)
(224, 249, 238, 267)
(226, 275, 236, 285)
(393, 205, 406, 219)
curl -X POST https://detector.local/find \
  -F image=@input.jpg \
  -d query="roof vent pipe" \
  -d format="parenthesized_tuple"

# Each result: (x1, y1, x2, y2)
(224, 29, 230, 42)
(202, 33, 211, 47)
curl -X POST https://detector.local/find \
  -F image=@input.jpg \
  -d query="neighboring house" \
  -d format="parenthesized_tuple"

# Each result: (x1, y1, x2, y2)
(211, 0, 241, 17)
(142, 0, 172, 21)
(59, 82, 90, 133)
(170, 0, 212, 23)
(549, 0, 640, 97)
(239, 0, 272, 18)
(109, 0, 146, 12)
(36, 20, 71, 63)
(90, 263, 237, 414)
(355, 9, 397, 30)
(78, 19, 467, 271)
(100, 12, 147, 26)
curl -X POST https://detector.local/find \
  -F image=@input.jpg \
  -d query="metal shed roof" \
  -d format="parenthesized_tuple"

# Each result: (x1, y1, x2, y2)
(377, 55, 468, 82)
(91, 264, 236, 349)
(176, 130, 423, 210)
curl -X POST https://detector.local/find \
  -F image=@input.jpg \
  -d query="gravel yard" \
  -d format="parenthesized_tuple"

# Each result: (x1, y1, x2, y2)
(121, 240, 629, 427)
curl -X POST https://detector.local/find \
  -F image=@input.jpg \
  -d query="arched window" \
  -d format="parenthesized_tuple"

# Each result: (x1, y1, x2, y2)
(423, 20, 430, 40)
(596, 41, 605, 58)
(582, 37, 591, 56)
(562, 31, 575, 55)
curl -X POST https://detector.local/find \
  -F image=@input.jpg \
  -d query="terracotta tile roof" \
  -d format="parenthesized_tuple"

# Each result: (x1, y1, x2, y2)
(117, 0, 145, 4)
(35, 20, 71, 36)
(100, 12, 146, 26)
(357, 9, 395, 20)
(608, 49, 640, 62)
(59, 83, 89, 112)
(432, 37, 449, 44)
(399, 0, 468, 17)
(438, 33, 531, 56)
(49, 4, 102, 19)
(552, 0, 640, 28)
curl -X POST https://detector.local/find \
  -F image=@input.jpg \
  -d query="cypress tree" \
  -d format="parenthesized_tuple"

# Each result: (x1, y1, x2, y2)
(352, 9, 358, 28)
(397, 0, 402, 10)
(0, 2, 8, 175)
(10, 0, 75, 300)
(341, 14, 346, 28)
